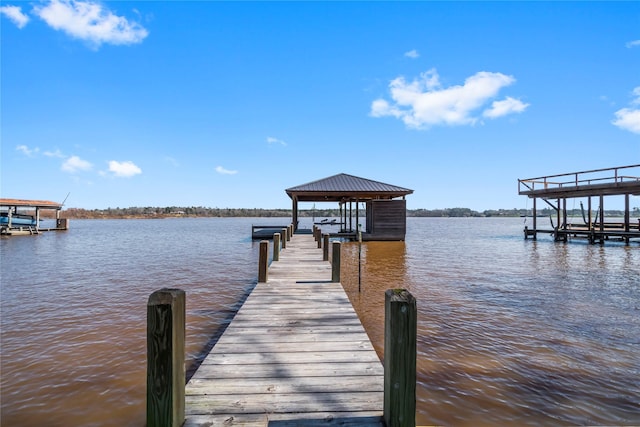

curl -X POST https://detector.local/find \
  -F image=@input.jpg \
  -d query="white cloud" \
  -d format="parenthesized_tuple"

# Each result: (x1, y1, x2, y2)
(404, 49, 420, 59)
(33, 0, 148, 48)
(371, 68, 526, 129)
(483, 96, 530, 119)
(43, 149, 65, 158)
(613, 109, 640, 134)
(164, 156, 179, 167)
(16, 145, 39, 156)
(0, 5, 30, 28)
(215, 166, 238, 175)
(108, 160, 142, 177)
(632, 86, 640, 104)
(626, 40, 640, 48)
(612, 86, 640, 134)
(267, 136, 287, 146)
(62, 155, 93, 173)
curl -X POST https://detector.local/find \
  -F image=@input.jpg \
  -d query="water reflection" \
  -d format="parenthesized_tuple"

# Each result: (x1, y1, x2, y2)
(341, 218, 640, 426)
(1, 217, 638, 426)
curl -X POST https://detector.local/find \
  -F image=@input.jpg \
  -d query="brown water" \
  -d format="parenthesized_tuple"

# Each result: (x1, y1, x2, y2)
(1, 217, 639, 426)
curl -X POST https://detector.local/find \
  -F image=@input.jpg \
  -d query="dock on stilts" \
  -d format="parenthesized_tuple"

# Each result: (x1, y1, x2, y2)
(518, 165, 640, 245)
(183, 231, 385, 426)
(1, 198, 68, 236)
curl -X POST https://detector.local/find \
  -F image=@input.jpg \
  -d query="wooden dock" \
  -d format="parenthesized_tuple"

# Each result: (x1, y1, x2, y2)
(183, 233, 385, 426)
(519, 165, 640, 245)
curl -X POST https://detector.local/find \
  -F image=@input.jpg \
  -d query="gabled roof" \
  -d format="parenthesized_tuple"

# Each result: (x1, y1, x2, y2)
(286, 173, 413, 202)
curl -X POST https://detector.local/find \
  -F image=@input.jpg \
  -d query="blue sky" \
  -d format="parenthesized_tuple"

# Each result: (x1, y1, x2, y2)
(2, 1, 639, 211)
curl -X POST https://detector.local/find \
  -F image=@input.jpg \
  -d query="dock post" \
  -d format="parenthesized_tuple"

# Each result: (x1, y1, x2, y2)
(287, 224, 292, 240)
(624, 194, 630, 245)
(273, 233, 281, 261)
(331, 241, 341, 283)
(147, 288, 185, 427)
(384, 289, 416, 427)
(281, 228, 287, 249)
(317, 228, 322, 248)
(323, 234, 329, 261)
(258, 240, 269, 283)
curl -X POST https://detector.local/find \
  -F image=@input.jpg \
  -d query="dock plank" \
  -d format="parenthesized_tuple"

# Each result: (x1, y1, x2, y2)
(184, 233, 383, 426)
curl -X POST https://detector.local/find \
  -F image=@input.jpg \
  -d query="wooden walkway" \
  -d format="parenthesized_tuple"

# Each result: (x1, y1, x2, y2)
(184, 233, 384, 426)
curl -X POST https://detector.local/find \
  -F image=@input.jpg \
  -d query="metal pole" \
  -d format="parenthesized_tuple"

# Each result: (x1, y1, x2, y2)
(358, 229, 362, 292)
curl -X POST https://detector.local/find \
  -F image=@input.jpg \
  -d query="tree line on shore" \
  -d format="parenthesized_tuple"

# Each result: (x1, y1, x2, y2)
(58, 206, 639, 219)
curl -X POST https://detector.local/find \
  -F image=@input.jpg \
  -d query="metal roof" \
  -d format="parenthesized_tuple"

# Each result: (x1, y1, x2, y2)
(286, 173, 413, 202)
(0, 198, 63, 209)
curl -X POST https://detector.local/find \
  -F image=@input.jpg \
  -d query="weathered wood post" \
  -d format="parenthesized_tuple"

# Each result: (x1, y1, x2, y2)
(317, 228, 322, 248)
(147, 288, 186, 427)
(273, 232, 281, 261)
(323, 234, 329, 261)
(287, 224, 292, 241)
(281, 228, 287, 249)
(258, 240, 268, 283)
(331, 241, 341, 283)
(384, 289, 416, 427)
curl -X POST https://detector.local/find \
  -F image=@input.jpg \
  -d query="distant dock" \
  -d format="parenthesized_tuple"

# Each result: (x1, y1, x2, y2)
(251, 225, 291, 239)
(1, 198, 68, 236)
(518, 165, 640, 244)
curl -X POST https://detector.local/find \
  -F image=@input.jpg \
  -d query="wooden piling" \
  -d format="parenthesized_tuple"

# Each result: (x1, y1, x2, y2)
(147, 288, 186, 427)
(317, 228, 322, 248)
(273, 233, 280, 261)
(331, 241, 341, 283)
(384, 289, 416, 427)
(281, 228, 287, 249)
(258, 240, 268, 283)
(323, 234, 329, 261)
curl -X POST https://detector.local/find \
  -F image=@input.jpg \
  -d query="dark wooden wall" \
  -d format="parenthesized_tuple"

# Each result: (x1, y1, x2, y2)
(365, 200, 407, 241)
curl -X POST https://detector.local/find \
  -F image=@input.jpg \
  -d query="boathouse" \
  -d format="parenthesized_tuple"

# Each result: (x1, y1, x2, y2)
(285, 173, 413, 241)
(518, 165, 640, 244)
(0, 198, 67, 236)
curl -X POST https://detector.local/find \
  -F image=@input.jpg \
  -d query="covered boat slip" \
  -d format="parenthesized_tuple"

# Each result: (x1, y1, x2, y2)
(518, 165, 640, 244)
(286, 173, 413, 241)
(0, 198, 68, 236)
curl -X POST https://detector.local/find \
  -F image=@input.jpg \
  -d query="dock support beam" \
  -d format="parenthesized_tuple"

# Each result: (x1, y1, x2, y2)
(532, 197, 537, 239)
(273, 233, 281, 261)
(323, 234, 329, 261)
(331, 241, 341, 283)
(147, 288, 185, 427)
(258, 240, 269, 283)
(625, 194, 630, 245)
(384, 289, 416, 427)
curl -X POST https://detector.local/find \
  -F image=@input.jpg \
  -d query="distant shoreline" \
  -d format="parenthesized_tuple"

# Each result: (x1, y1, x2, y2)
(47, 207, 639, 220)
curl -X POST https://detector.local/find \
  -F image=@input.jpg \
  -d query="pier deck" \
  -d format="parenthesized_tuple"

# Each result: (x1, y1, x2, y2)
(518, 165, 640, 244)
(184, 234, 384, 426)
